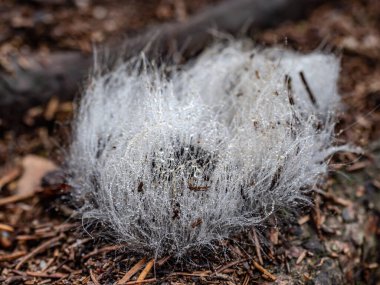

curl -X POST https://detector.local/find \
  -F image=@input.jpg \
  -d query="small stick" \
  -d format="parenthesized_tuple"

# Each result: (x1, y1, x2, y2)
(243, 261, 254, 278)
(117, 257, 147, 284)
(83, 244, 125, 260)
(312, 194, 323, 238)
(285, 74, 295, 105)
(242, 274, 250, 285)
(298, 215, 310, 225)
(15, 235, 63, 270)
(0, 251, 26, 262)
(169, 271, 211, 277)
(17, 235, 51, 241)
(0, 167, 21, 190)
(215, 258, 248, 273)
(125, 278, 157, 284)
(252, 229, 263, 265)
(11, 269, 67, 279)
(155, 255, 171, 267)
(188, 183, 209, 191)
(252, 260, 276, 281)
(191, 218, 203, 228)
(0, 223, 14, 232)
(0, 193, 35, 207)
(90, 269, 101, 285)
(41, 258, 56, 273)
(314, 189, 352, 207)
(296, 250, 307, 265)
(299, 71, 317, 106)
(25, 271, 67, 279)
(137, 259, 154, 281)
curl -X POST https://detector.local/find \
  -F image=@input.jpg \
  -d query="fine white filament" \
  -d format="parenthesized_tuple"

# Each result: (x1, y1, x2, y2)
(68, 42, 343, 257)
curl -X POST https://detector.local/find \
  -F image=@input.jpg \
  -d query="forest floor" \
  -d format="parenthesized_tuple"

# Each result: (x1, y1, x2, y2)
(0, 0, 380, 284)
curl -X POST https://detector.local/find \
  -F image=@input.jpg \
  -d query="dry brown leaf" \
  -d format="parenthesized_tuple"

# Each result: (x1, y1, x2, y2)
(16, 155, 57, 195)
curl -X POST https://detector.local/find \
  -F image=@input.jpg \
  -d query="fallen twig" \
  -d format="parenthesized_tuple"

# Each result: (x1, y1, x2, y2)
(82, 244, 126, 260)
(15, 235, 64, 270)
(242, 274, 251, 285)
(296, 250, 307, 265)
(298, 215, 310, 225)
(125, 278, 157, 284)
(0, 193, 35, 207)
(169, 271, 211, 277)
(11, 269, 68, 279)
(0, 251, 26, 262)
(117, 257, 147, 284)
(137, 259, 154, 281)
(215, 258, 249, 273)
(299, 71, 317, 106)
(0, 223, 14, 232)
(312, 194, 323, 238)
(90, 269, 101, 285)
(155, 255, 171, 267)
(0, 166, 21, 190)
(251, 229, 264, 265)
(252, 260, 277, 281)
(315, 189, 352, 207)
(25, 271, 68, 279)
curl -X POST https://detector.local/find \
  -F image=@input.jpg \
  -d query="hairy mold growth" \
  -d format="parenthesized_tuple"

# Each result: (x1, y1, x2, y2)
(68, 42, 345, 258)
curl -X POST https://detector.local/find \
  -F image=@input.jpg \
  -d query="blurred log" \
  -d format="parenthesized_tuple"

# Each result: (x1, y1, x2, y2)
(0, 52, 91, 122)
(0, 0, 326, 123)
(108, 0, 325, 65)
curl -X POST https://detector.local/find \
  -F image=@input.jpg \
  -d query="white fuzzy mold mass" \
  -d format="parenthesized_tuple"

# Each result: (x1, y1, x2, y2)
(68, 42, 344, 257)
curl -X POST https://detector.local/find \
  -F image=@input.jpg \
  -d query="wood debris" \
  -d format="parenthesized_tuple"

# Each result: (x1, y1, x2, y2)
(117, 257, 147, 284)
(252, 260, 277, 281)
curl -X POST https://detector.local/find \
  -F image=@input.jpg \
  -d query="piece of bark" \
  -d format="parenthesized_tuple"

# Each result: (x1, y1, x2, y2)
(0, 0, 326, 123)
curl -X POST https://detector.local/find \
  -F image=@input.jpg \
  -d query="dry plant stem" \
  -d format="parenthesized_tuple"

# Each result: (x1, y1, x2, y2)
(243, 261, 254, 278)
(315, 189, 352, 207)
(117, 257, 147, 284)
(15, 235, 63, 270)
(125, 278, 157, 285)
(252, 260, 277, 281)
(24, 271, 68, 279)
(0, 223, 14, 232)
(89, 269, 101, 285)
(41, 258, 56, 273)
(155, 256, 171, 267)
(298, 215, 310, 225)
(252, 229, 263, 265)
(0, 251, 26, 262)
(0, 193, 34, 207)
(215, 258, 249, 273)
(82, 244, 125, 260)
(312, 194, 323, 238)
(137, 259, 155, 281)
(169, 271, 211, 277)
(296, 250, 307, 265)
(242, 274, 251, 285)
(0, 167, 21, 189)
